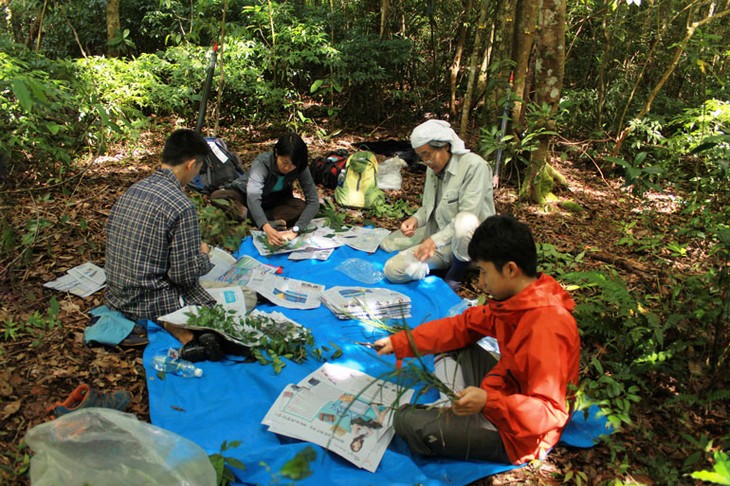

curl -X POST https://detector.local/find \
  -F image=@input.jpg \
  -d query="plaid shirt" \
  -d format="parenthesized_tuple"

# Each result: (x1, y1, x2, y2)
(105, 168, 214, 321)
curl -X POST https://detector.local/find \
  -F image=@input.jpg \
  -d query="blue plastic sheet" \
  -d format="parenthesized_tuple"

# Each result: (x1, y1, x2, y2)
(144, 237, 610, 485)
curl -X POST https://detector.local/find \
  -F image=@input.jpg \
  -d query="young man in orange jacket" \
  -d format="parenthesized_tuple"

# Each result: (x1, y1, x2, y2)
(374, 215, 580, 464)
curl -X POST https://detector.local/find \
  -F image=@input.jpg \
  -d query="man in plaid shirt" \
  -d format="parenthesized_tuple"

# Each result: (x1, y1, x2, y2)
(106, 129, 215, 334)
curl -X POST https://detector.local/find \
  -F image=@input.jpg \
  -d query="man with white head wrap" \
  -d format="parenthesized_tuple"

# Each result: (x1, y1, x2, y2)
(380, 120, 495, 290)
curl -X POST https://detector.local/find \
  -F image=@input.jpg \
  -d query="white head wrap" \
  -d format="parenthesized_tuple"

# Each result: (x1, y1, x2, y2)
(410, 119, 470, 155)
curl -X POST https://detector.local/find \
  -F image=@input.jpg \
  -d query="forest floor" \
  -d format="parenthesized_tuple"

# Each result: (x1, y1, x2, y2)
(0, 123, 722, 484)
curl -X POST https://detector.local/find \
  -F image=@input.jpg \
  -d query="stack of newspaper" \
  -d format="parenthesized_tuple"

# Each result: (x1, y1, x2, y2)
(262, 363, 413, 472)
(321, 286, 412, 320)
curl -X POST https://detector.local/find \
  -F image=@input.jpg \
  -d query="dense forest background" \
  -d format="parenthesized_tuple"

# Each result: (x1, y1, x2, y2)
(1, 0, 728, 484)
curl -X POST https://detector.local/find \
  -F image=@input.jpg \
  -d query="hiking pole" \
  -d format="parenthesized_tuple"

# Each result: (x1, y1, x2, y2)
(492, 71, 514, 189)
(195, 42, 219, 134)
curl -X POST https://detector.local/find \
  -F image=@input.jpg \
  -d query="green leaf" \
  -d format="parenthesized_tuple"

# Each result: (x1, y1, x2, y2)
(310, 79, 324, 93)
(11, 78, 33, 111)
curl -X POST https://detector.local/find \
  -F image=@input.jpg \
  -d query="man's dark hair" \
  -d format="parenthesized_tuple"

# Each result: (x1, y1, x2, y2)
(468, 215, 538, 277)
(162, 129, 210, 167)
(274, 132, 308, 170)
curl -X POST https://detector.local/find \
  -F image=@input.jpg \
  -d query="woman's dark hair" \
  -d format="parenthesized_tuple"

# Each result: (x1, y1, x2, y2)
(468, 215, 538, 277)
(274, 132, 308, 171)
(350, 435, 366, 452)
(162, 129, 209, 166)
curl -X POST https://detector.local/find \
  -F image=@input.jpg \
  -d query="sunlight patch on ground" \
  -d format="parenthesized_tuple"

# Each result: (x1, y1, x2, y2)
(629, 189, 683, 215)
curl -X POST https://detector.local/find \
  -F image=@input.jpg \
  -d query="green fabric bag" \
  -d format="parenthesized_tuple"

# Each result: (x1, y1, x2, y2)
(334, 151, 385, 209)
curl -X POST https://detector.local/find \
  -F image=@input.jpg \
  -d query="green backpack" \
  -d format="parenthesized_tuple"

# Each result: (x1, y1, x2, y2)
(334, 151, 385, 209)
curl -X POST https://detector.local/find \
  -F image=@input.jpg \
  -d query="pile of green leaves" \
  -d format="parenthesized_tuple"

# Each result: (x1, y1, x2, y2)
(185, 305, 341, 374)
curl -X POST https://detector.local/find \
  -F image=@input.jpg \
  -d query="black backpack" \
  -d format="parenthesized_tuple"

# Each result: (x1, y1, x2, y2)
(310, 149, 349, 189)
(188, 137, 246, 194)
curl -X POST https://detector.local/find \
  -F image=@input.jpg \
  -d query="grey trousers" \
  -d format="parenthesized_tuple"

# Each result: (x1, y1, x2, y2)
(393, 345, 511, 463)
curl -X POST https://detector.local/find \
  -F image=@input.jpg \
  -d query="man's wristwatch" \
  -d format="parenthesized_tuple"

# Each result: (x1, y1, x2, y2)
(291, 225, 300, 234)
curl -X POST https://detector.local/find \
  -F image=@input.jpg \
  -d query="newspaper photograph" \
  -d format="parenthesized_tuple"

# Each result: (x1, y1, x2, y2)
(262, 363, 414, 472)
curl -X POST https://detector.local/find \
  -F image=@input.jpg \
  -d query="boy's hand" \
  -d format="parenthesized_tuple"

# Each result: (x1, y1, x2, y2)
(373, 337, 393, 355)
(451, 386, 487, 416)
(200, 242, 211, 255)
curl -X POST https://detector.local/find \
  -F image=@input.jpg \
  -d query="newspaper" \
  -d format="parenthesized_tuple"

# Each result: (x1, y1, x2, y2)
(200, 247, 238, 281)
(201, 251, 276, 287)
(262, 363, 414, 472)
(321, 286, 412, 320)
(288, 248, 334, 261)
(251, 227, 346, 258)
(157, 286, 248, 325)
(44, 262, 106, 297)
(337, 226, 391, 254)
(246, 272, 324, 310)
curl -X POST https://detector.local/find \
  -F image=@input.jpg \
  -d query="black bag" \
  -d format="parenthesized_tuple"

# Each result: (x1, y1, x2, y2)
(188, 137, 245, 194)
(310, 149, 349, 189)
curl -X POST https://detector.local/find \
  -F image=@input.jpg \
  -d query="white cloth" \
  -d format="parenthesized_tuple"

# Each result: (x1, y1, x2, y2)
(410, 120, 470, 155)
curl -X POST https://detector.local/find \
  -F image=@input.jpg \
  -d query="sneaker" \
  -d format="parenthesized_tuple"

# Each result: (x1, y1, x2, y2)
(48, 384, 133, 418)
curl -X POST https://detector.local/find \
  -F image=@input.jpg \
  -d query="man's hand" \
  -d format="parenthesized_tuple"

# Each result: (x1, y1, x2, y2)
(401, 217, 418, 238)
(451, 386, 487, 416)
(414, 237, 436, 261)
(263, 223, 287, 246)
(200, 242, 211, 255)
(373, 337, 394, 356)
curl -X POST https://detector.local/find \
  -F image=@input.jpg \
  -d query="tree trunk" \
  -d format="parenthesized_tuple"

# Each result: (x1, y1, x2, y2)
(380, 0, 390, 39)
(459, 0, 489, 136)
(510, 0, 539, 130)
(522, 0, 566, 204)
(484, 0, 517, 127)
(449, 0, 473, 117)
(106, 0, 121, 57)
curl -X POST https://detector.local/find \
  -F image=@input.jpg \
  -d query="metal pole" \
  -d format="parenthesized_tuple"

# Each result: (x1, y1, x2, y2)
(493, 71, 514, 189)
(195, 42, 219, 134)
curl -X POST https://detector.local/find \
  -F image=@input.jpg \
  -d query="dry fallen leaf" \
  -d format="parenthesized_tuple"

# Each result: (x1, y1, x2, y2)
(1, 399, 22, 421)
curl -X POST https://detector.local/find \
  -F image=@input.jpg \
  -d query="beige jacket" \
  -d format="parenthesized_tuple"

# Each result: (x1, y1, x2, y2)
(412, 152, 495, 248)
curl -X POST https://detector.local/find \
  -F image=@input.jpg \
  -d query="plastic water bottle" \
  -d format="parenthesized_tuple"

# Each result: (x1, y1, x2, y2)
(152, 354, 203, 378)
(337, 169, 346, 187)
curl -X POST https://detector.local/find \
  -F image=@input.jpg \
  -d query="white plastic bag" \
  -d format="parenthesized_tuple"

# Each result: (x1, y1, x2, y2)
(25, 408, 216, 486)
(377, 156, 408, 190)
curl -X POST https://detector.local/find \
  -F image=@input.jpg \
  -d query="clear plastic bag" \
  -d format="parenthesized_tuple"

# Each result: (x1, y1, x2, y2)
(25, 408, 216, 486)
(335, 258, 385, 284)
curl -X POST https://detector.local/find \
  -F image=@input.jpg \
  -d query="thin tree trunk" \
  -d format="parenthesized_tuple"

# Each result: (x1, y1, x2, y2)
(459, 0, 489, 136)
(449, 0, 473, 117)
(380, 0, 389, 39)
(485, 0, 517, 126)
(510, 0, 539, 130)
(106, 0, 121, 57)
(35, 0, 48, 52)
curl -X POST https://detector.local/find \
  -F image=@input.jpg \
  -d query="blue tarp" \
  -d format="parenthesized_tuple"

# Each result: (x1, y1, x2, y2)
(145, 237, 611, 485)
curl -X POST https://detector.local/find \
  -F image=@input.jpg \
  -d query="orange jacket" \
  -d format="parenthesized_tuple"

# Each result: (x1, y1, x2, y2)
(391, 274, 580, 464)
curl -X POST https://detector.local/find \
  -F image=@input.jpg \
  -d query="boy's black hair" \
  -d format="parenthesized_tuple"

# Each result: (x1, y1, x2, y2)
(468, 215, 538, 277)
(274, 132, 308, 171)
(162, 129, 210, 167)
